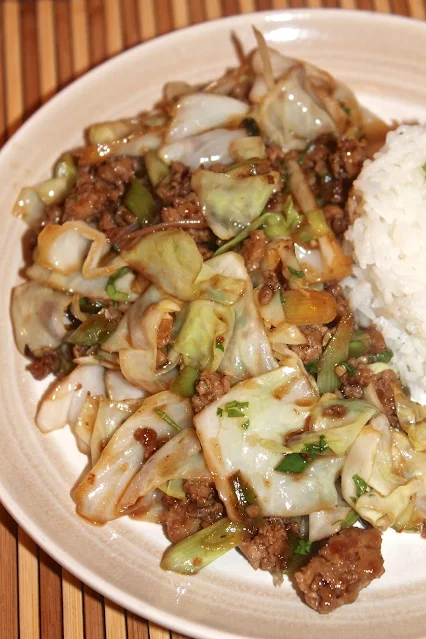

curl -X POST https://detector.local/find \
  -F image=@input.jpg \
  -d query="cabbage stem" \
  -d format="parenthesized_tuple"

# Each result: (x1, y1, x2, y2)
(160, 517, 250, 574)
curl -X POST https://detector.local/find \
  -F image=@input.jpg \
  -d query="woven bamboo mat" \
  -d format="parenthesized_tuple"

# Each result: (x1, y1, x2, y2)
(1, 0, 426, 638)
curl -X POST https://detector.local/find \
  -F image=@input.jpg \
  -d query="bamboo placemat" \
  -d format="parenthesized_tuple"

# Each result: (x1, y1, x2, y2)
(1, 0, 426, 637)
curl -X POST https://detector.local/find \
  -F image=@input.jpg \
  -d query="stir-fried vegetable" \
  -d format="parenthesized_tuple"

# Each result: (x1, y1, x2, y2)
(124, 179, 156, 227)
(170, 366, 200, 397)
(10, 26, 420, 613)
(67, 315, 120, 346)
(281, 289, 337, 326)
(122, 229, 203, 300)
(317, 314, 354, 394)
(192, 168, 281, 240)
(160, 517, 251, 574)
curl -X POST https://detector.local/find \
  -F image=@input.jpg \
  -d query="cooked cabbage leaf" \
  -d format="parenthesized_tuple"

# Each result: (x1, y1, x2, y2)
(72, 391, 192, 522)
(11, 282, 70, 356)
(160, 128, 246, 170)
(122, 229, 203, 301)
(173, 300, 235, 372)
(193, 359, 343, 520)
(118, 428, 210, 514)
(191, 169, 281, 240)
(91, 396, 144, 465)
(204, 253, 278, 379)
(36, 364, 106, 433)
(166, 93, 249, 143)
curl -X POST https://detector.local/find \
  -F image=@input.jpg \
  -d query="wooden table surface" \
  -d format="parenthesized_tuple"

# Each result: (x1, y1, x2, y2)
(1, 0, 426, 638)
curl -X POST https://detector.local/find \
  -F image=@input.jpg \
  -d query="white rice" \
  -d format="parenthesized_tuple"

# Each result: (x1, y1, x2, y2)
(343, 125, 426, 404)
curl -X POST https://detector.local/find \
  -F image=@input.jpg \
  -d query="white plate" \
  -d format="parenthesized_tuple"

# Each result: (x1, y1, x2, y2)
(1, 9, 426, 639)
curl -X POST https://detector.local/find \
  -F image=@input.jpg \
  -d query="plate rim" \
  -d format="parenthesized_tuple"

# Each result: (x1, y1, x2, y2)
(2, 8, 426, 639)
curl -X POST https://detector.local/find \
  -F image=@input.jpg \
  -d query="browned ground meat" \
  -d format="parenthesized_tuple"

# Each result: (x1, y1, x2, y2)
(192, 370, 232, 413)
(295, 528, 384, 614)
(156, 161, 192, 205)
(239, 519, 291, 575)
(62, 156, 137, 223)
(290, 324, 328, 364)
(341, 362, 373, 399)
(157, 316, 174, 349)
(156, 315, 174, 371)
(26, 350, 63, 380)
(295, 134, 366, 209)
(158, 162, 214, 256)
(134, 427, 165, 461)
(240, 230, 268, 273)
(25, 346, 74, 380)
(365, 326, 387, 353)
(162, 479, 224, 543)
(325, 281, 350, 319)
(371, 370, 397, 418)
(323, 204, 348, 236)
(258, 270, 281, 306)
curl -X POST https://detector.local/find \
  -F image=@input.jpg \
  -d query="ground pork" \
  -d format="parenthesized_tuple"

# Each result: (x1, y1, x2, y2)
(371, 370, 397, 419)
(240, 230, 268, 273)
(365, 326, 387, 353)
(25, 346, 74, 380)
(325, 281, 350, 319)
(133, 427, 166, 462)
(323, 204, 348, 236)
(295, 527, 384, 614)
(294, 133, 366, 208)
(161, 479, 224, 543)
(192, 370, 232, 414)
(340, 362, 373, 399)
(61, 156, 138, 224)
(290, 324, 328, 365)
(258, 270, 280, 306)
(158, 163, 214, 255)
(239, 519, 291, 575)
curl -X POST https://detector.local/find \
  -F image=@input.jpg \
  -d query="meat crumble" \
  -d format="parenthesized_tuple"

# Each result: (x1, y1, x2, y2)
(295, 527, 384, 614)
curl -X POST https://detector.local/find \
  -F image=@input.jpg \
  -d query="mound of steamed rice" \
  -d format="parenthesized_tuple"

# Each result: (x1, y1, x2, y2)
(343, 125, 426, 404)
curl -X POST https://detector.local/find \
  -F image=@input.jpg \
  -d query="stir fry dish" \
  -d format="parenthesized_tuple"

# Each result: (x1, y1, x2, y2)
(11, 29, 426, 614)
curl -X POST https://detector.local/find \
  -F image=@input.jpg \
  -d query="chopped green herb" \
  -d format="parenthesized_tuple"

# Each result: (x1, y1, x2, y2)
(154, 408, 181, 431)
(368, 348, 393, 364)
(242, 420, 250, 430)
(353, 474, 369, 498)
(106, 266, 131, 301)
(339, 101, 352, 116)
(275, 435, 328, 474)
(294, 539, 312, 555)
(303, 435, 328, 460)
(341, 510, 359, 529)
(422, 162, 426, 173)
(226, 408, 246, 418)
(215, 338, 225, 352)
(280, 290, 286, 305)
(305, 360, 318, 375)
(275, 453, 308, 474)
(288, 266, 304, 279)
(225, 401, 249, 410)
(340, 361, 357, 375)
(216, 407, 223, 417)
